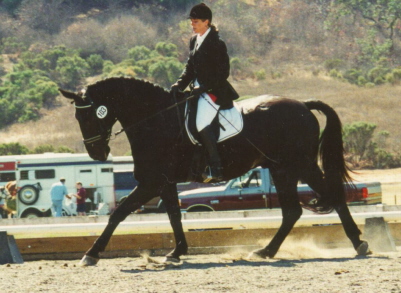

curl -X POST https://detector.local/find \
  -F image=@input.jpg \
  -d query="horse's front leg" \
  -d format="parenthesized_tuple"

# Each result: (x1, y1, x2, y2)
(250, 169, 302, 258)
(161, 183, 188, 262)
(80, 183, 155, 266)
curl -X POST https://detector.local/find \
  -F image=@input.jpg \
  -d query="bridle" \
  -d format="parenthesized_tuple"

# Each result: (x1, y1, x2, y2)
(74, 93, 116, 147)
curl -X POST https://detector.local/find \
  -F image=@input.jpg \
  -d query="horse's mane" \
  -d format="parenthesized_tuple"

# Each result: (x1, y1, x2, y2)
(87, 77, 170, 105)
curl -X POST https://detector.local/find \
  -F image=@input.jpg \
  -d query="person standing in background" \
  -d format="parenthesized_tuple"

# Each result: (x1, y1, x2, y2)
(70, 182, 86, 216)
(50, 177, 68, 217)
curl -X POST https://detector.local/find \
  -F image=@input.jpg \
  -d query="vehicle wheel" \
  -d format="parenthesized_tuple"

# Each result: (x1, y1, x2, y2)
(188, 207, 212, 212)
(22, 211, 41, 218)
(18, 185, 40, 205)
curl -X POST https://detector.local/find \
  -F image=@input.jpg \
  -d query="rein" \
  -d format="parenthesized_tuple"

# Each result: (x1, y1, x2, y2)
(114, 93, 196, 137)
(77, 88, 277, 165)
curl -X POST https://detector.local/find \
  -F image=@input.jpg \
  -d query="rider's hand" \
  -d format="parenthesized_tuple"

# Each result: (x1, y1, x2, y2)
(192, 86, 206, 98)
(170, 84, 182, 100)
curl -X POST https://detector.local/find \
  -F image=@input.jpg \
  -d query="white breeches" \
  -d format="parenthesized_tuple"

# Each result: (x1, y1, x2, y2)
(196, 93, 220, 132)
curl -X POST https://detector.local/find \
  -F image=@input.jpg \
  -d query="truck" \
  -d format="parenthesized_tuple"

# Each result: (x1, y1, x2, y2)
(111, 156, 224, 212)
(178, 168, 382, 213)
(0, 153, 115, 218)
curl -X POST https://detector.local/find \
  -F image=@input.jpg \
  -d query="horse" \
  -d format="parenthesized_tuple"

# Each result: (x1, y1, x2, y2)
(59, 77, 370, 266)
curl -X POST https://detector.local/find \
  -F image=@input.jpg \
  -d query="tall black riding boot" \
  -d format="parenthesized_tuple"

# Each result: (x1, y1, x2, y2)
(199, 126, 223, 182)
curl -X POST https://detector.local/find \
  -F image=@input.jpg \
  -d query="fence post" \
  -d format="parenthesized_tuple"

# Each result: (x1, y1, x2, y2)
(364, 217, 396, 252)
(0, 230, 24, 264)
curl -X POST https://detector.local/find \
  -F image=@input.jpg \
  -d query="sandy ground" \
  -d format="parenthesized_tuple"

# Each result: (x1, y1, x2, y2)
(1, 246, 401, 293)
(1, 168, 401, 292)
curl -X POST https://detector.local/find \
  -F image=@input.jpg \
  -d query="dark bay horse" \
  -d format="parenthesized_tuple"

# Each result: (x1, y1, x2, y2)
(59, 77, 369, 266)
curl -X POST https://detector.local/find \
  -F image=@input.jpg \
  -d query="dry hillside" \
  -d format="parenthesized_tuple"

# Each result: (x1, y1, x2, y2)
(1, 73, 400, 156)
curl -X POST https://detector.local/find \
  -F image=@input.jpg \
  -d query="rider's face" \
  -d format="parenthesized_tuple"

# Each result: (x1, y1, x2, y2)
(191, 18, 209, 36)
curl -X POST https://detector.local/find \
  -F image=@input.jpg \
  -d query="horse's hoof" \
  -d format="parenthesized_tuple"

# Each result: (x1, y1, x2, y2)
(79, 255, 99, 266)
(248, 248, 269, 259)
(163, 256, 181, 263)
(356, 241, 371, 256)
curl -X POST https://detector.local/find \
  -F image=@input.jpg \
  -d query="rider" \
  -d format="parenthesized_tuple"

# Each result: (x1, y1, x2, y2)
(171, 3, 239, 182)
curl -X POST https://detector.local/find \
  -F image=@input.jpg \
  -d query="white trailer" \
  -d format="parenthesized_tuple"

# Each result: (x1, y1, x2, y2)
(0, 153, 115, 218)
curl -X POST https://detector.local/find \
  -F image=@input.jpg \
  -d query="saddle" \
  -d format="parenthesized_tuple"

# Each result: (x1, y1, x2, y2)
(184, 96, 243, 145)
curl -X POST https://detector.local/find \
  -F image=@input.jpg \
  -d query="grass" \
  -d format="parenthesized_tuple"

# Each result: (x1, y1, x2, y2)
(1, 72, 400, 156)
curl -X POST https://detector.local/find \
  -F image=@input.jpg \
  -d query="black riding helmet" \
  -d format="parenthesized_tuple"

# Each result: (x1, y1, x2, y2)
(188, 3, 212, 21)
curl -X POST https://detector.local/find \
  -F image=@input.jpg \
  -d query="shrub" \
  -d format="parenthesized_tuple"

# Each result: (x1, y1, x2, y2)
(365, 82, 375, 88)
(271, 71, 282, 79)
(254, 69, 266, 80)
(32, 144, 55, 154)
(0, 37, 27, 53)
(0, 143, 29, 155)
(32, 144, 74, 154)
(357, 75, 367, 86)
(56, 146, 74, 153)
(343, 121, 376, 162)
(329, 69, 341, 79)
(367, 66, 390, 83)
(324, 59, 345, 71)
(343, 69, 363, 85)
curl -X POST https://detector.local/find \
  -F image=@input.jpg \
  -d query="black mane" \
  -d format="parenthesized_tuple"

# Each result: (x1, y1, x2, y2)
(86, 76, 171, 106)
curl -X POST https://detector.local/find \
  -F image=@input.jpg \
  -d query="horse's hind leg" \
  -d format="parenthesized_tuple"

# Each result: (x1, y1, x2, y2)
(81, 182, 157, 265)
(301, 164, 333, 212)
(302, 165, 368, 255)
(251, 168, 302, 258)
(335, 202, 369, 255)
(161, 183, 188, 262)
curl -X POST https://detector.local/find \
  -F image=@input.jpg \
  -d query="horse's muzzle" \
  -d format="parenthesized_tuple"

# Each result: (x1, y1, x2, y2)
(85, 144, 110, 162)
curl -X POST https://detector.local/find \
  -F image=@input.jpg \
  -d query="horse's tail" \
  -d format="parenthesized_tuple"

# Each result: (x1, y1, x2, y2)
(304, 100, 353, 204)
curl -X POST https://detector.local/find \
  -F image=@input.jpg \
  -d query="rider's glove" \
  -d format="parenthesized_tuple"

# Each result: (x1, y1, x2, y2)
(170, 84, 182, 100)
(191, 85, 206, 98)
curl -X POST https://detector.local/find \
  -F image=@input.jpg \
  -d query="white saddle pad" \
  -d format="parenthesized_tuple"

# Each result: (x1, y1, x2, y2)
(185, 102, 244, 145)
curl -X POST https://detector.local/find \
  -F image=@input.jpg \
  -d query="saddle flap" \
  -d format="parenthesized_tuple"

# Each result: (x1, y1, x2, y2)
(185, 100, 243, 145)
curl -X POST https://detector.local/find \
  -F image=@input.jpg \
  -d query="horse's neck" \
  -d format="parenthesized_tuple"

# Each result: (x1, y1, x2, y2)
(114, 82, 171, 129)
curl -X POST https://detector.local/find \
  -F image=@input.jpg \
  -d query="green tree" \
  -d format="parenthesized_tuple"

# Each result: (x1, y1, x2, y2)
(86, 54, 104, 75)
(330, 0, 401, 56)
(1, 0, 24, 15)
(128, 46, 152, 62)
(148, 57, 183, 87)
(55, 55, 89, 89)
(154, 42, 178, 58)
(0, 68, 58, 126)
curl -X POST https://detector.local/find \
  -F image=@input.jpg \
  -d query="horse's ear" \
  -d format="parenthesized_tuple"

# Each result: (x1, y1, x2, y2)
(59, 88, 81, 102)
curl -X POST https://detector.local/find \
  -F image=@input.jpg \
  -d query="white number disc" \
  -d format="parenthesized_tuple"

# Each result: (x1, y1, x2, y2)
(96, 106, 108, 119)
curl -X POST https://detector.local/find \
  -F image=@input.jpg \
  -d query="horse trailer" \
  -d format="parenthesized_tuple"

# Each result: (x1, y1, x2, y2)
(0, 153, 115, 218)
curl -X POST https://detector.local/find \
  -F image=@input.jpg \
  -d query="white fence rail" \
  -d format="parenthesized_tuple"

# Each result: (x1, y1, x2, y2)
(1, 205, 401, 238)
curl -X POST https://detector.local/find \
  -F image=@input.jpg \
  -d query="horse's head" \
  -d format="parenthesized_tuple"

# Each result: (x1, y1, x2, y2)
(59, 88, 116, 161)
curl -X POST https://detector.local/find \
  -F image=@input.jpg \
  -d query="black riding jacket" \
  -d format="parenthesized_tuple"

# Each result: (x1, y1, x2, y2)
(174, 26, 239, 108)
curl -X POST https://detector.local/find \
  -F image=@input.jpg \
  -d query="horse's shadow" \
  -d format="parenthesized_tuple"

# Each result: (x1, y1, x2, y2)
(120, 254, 389, 273)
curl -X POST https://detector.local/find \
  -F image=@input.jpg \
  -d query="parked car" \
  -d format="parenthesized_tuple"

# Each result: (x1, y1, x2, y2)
(178, 168, 382, 212)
